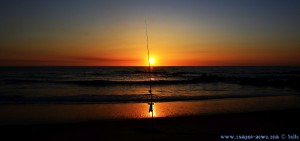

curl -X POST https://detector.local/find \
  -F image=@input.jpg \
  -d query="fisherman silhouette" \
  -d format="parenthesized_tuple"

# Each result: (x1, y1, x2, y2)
(148, 89, 153, 113)
(149, 102, 154, 113)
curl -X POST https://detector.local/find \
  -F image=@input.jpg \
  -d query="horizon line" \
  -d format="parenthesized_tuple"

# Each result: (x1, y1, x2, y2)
(1, 65, 300, 67)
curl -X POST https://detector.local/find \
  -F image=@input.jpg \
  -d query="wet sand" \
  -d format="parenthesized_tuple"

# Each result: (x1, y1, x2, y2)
(1, 95, 299, 140)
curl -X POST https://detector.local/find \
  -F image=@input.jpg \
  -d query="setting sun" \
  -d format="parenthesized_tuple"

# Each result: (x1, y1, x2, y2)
(149, 57, 155, 65)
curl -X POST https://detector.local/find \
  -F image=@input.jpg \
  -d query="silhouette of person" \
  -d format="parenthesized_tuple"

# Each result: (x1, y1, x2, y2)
(149, 102, 153, 113)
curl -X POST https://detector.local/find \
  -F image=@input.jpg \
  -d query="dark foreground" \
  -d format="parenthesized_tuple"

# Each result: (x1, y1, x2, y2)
(1, 109, 299, 141)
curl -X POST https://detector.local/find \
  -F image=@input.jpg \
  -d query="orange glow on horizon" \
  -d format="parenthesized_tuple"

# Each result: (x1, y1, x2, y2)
(1, 51, 300, 66)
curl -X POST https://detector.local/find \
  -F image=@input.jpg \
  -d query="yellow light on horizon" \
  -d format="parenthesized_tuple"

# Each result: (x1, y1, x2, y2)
(149, 57, 155, 65)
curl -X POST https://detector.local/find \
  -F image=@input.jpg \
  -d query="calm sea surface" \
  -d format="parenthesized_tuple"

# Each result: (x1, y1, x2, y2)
(0, 66, 299, 103)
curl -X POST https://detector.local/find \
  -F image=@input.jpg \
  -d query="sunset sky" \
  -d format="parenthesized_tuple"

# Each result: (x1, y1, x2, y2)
(1, 0, 299, 66)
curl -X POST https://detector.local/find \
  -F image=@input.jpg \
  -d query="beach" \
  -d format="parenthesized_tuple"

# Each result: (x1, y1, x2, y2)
(1, 0, 300, 139)
(1, 95, 299, 140)
(1, 66, 299, 140)
(2, 0, 300, 140)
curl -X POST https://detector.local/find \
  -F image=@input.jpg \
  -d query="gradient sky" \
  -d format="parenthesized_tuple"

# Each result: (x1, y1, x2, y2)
(1, 0, 300, 66)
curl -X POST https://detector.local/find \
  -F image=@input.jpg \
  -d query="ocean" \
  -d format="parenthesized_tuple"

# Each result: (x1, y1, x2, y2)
(0, 66, 299, 104)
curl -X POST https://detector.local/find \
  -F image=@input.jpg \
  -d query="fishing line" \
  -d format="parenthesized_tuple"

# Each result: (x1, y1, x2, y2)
(145, 19, 154, 120)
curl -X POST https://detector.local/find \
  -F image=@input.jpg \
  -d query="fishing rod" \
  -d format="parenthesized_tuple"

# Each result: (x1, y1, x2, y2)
(145, 19, 154, 120)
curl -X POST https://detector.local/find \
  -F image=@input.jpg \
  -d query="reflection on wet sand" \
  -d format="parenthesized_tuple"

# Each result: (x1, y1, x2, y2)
(0, 95, 299, 125)
(150, 95, 300, 118)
